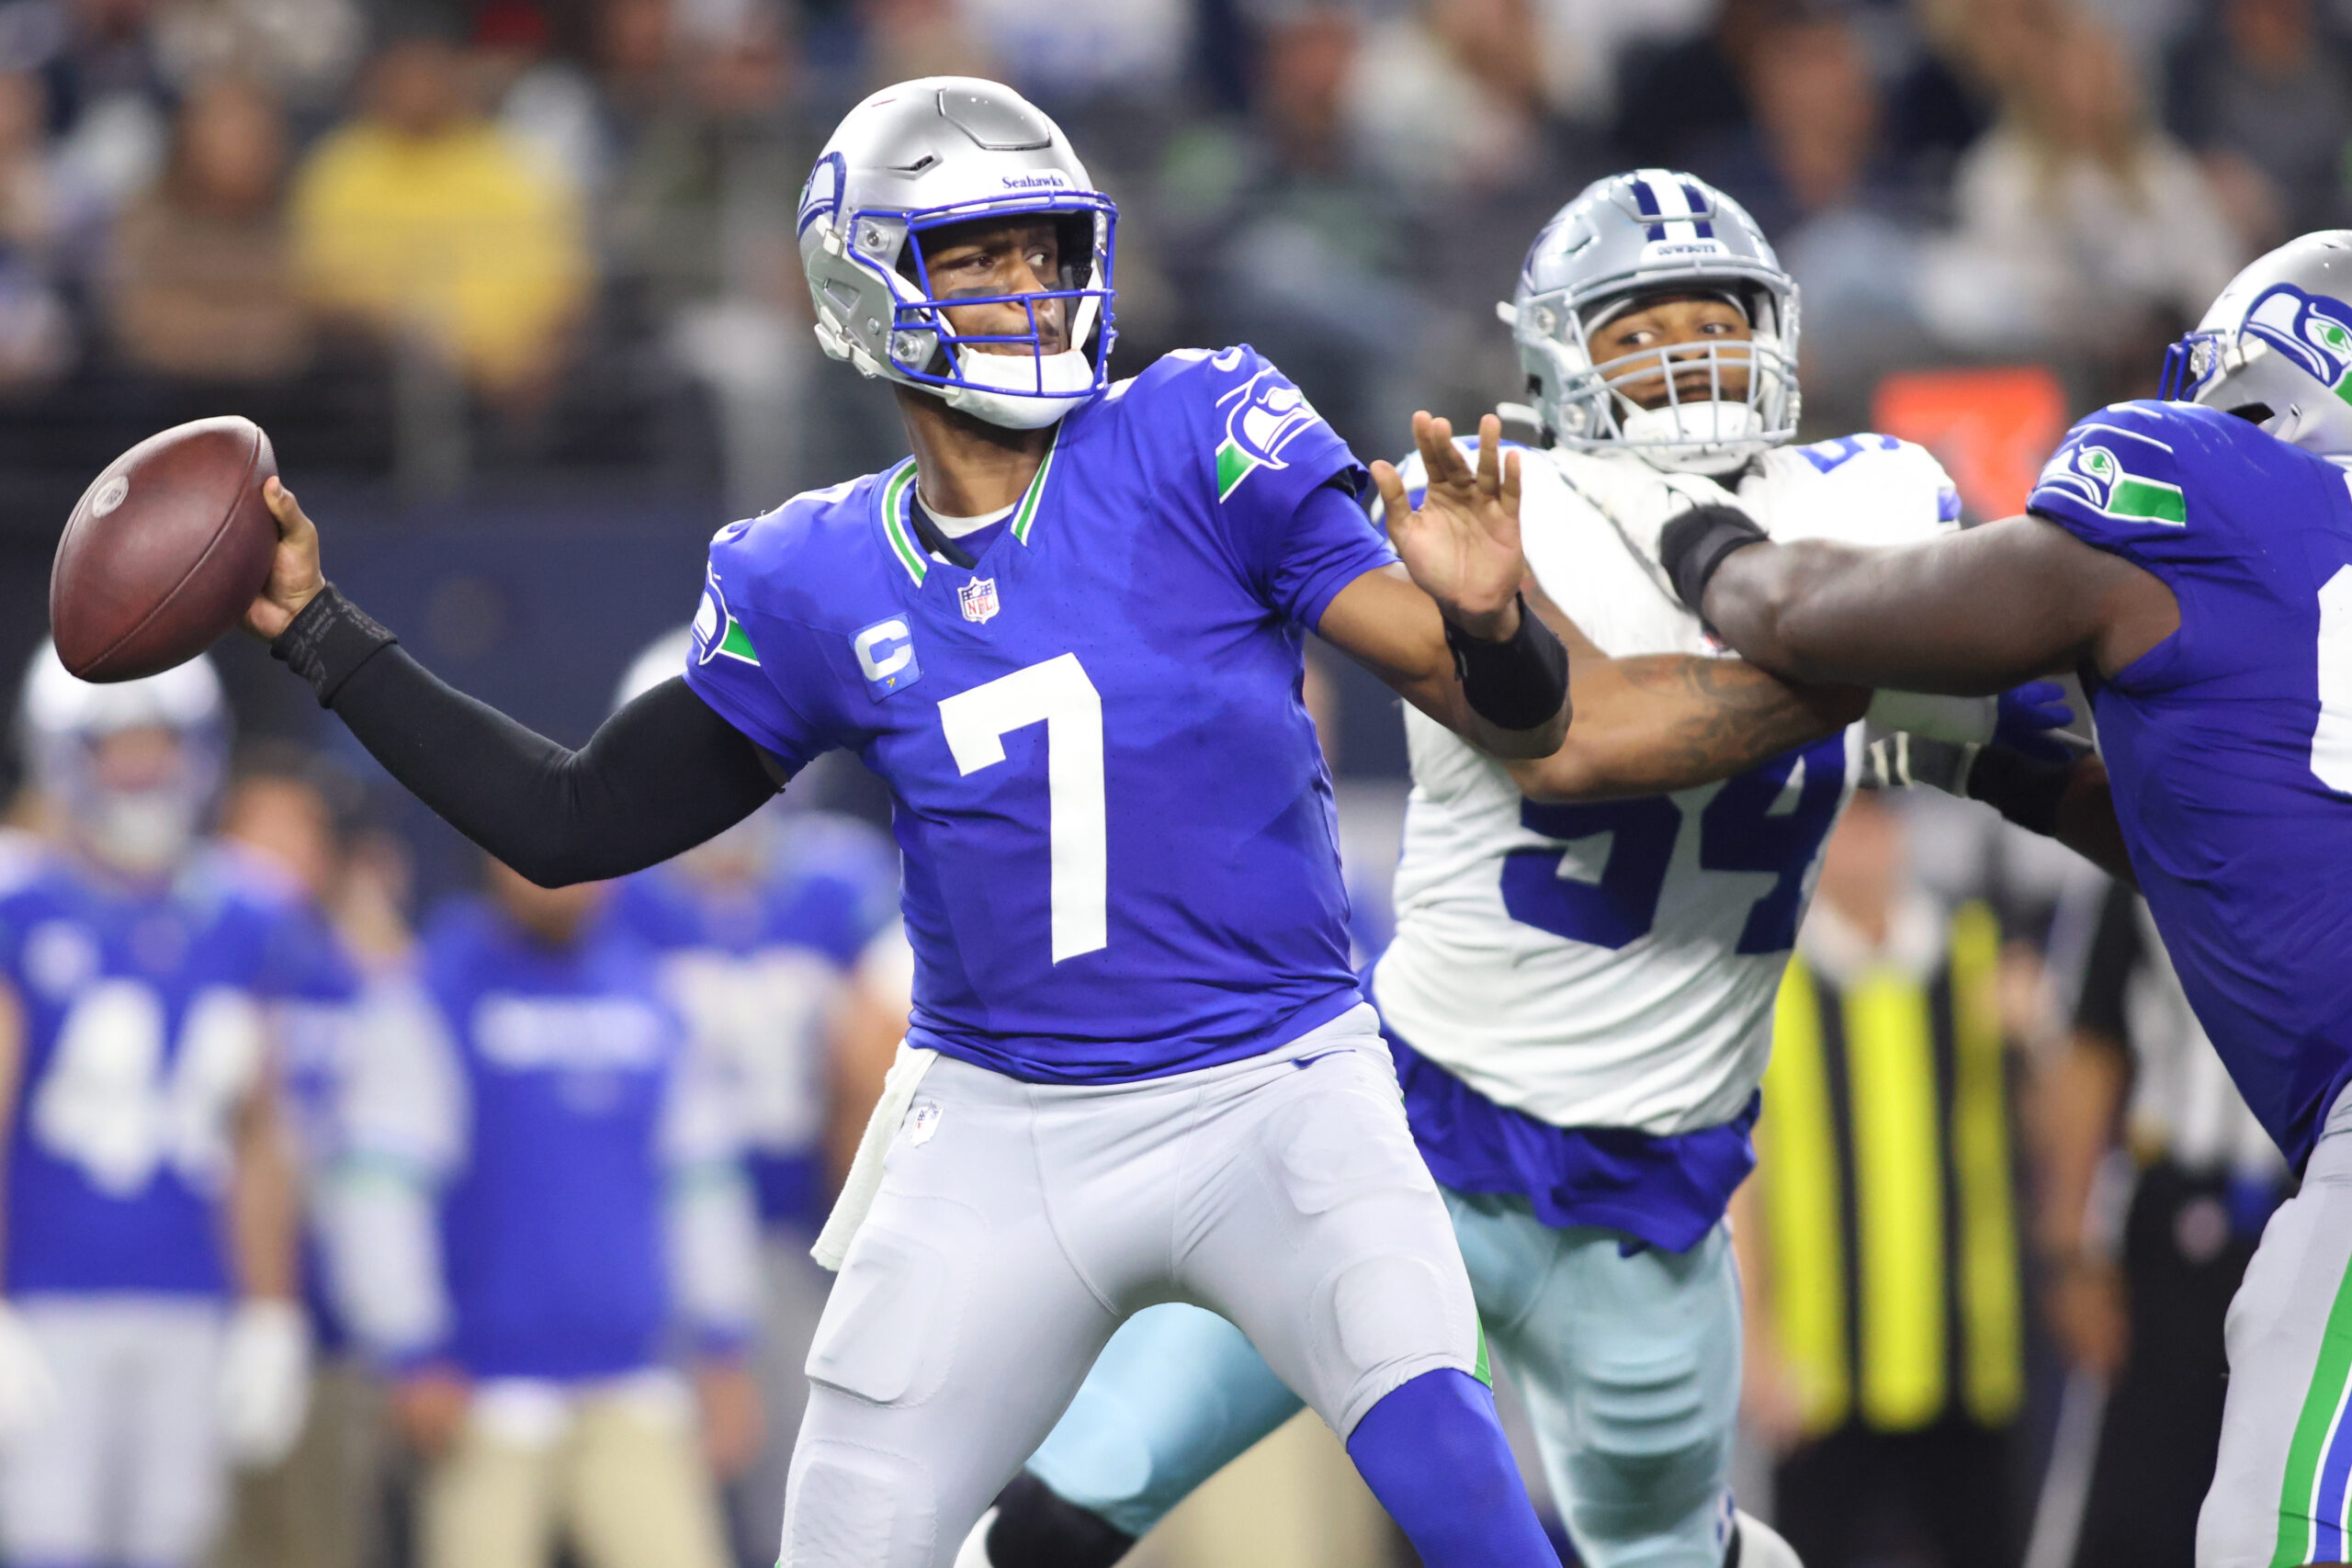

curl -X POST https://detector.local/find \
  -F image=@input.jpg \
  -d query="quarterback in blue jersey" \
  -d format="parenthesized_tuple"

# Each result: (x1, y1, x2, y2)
(0, 648, 324, 1568)
(1634, 231, 2352, 1565)
(244, 77, 1572, 1568)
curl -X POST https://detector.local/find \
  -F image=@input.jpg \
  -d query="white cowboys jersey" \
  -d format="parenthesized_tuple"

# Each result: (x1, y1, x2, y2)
(1371, 434, 1961, 1134)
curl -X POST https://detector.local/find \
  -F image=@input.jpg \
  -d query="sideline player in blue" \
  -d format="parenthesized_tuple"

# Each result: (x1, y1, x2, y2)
(239, 77, 1573, 1568)
(1607, 230, 2352, 1565)
(0, 648, 328, 1568)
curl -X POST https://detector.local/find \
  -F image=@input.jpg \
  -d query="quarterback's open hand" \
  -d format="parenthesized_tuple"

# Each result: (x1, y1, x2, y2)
(1374, 412, 1525, 641)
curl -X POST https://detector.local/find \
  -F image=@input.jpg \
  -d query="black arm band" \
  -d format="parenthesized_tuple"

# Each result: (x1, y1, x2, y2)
(270, 584, 399, 705)
(1443, 593, 1568, 731)
(276, 594, 779, 884)
(1963, 745, 2075, 840)
(1658, 503, 1769, 616)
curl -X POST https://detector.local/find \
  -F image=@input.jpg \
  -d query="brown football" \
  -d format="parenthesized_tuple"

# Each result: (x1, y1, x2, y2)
(49, 416, 278, 682)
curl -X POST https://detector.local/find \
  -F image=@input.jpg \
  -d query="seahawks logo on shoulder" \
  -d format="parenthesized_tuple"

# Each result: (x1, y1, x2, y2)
(1215, 369, 1325, 502)
(2037, 430, 2187, 527)
(692, 569, 761, 666)
(2243, 283, 2352, 400)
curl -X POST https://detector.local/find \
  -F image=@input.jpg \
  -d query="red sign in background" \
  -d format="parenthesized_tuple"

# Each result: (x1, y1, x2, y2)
(1872, 366, 2071, 523)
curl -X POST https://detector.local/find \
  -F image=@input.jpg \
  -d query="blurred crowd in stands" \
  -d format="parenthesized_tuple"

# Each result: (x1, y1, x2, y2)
(0, 0, 2331, 509)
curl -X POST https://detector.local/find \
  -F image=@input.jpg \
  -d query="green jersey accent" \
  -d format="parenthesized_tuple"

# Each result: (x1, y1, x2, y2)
(2109, 474, 2188, 525)
(717, 616, 759, 664)
(1216, 439, 1255, 502)
(880, 460, 926, 585)
(878, 433, 1061, 579)
(1011, 434, 1058, 544)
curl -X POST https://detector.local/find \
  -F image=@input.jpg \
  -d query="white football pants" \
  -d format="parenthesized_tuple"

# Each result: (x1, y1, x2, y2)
(781, 1004, 1484, 1568)
(1, 1293, 227, 1568)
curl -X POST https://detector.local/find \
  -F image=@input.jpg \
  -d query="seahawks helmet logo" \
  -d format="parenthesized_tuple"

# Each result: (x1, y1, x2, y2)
(2241, 283, 2352, 395)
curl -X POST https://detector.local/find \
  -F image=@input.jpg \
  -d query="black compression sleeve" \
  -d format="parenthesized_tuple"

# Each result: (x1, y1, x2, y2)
(1443, 593, 1569, 731)
(272, 591, 778, 886)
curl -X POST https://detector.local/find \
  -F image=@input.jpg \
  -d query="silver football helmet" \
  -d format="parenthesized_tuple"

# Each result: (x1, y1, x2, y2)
(798, 77, 1116, 431)
(17, 642, 228, 875)
(2160, 231, 2352, 459)
(1504, 169, 1800, 475)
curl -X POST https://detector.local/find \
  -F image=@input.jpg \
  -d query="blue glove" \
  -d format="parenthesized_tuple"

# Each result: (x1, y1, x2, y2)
(1995, 681, 2077, 763)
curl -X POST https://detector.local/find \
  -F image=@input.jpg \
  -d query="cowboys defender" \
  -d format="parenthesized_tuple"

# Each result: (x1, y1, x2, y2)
(243, 79, 1576, 1568)
(1640, 231, 2352, 1565)
(963, 171, 2075, 1568)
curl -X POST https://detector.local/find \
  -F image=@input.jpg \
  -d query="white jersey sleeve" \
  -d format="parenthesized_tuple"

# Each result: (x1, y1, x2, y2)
(1372, 434, 1958, 1136)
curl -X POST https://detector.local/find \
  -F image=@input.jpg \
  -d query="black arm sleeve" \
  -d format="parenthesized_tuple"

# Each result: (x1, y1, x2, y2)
(1442, 592, 1570, 731)
(273, 588, 780, 886)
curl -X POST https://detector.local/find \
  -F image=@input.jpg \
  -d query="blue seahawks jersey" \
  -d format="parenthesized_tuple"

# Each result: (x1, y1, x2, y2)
(415, 899, 695, 1382)
(684, 346, 1395, 1083)
(609, 813, 895, 1229)
(0, 847, 349, 1296)
(2030, 400, 2352, 1169)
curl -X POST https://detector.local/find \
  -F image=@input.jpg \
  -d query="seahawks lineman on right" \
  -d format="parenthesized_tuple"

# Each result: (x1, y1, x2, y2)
(1642, 230, 2352, 1566)
(0, 649, 322, 1568)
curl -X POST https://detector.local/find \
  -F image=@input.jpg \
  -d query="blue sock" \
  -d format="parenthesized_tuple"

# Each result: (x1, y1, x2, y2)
(1345, 1368, 1559, 1567)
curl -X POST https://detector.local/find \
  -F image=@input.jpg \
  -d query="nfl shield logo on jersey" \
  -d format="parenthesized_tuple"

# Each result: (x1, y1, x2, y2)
(958, 577, 1001, 624)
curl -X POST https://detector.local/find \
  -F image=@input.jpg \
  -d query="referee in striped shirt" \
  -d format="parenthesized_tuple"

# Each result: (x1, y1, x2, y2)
(1733, 789, 2030, 1568)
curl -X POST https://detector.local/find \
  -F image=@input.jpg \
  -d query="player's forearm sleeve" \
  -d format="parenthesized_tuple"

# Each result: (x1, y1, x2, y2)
(272, 588, 778, 886)
(1445, 593, 1569, 731)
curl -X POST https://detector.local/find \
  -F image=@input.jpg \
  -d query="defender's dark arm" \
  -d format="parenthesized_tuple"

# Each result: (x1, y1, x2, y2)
(1680, 513, 2165, 884)
(1507, 589, 1865, 802)
(272, 589, 779, 886)
(1694, 514, 2177, 695)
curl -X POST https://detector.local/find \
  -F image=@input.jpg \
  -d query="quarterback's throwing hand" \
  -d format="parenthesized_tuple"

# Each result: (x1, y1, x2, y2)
(1374, 412, 1525, 640)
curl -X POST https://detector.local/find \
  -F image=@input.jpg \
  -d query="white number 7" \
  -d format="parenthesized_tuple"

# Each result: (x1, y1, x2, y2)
(938, 653, 1107, 963)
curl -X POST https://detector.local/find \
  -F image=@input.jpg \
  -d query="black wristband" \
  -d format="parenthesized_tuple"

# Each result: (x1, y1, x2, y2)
(1964, 745, 2075, 839)
(1443, 593, 1568, 731)
(1658, 503, 1769, 615)
(270, 583, 398, 707)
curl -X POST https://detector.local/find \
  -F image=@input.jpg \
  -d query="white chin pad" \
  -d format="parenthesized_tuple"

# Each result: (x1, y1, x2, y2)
(1620, 401, 1761, 474)
(940, 347, 1096, 430)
